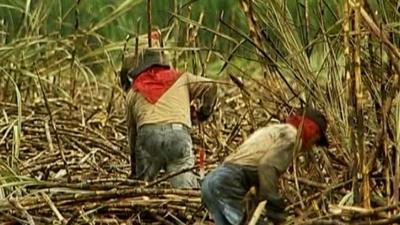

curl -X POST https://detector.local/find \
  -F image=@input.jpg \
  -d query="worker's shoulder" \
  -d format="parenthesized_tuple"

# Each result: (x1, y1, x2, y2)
(252, 123, 297, 140)
(180, 72, 214, 82)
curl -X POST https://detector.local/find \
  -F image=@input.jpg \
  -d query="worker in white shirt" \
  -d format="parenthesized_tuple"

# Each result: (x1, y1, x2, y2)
(201, 108, 329, 225)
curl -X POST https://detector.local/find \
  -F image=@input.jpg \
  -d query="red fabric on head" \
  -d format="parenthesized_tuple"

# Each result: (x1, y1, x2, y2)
(286, 114, 321, 146)
(133, 66, 181, 104)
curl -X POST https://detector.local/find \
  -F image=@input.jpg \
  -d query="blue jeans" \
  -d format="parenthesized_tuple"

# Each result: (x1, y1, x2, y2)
(135, 123, 199, 188)
(201, 164, 255, 225)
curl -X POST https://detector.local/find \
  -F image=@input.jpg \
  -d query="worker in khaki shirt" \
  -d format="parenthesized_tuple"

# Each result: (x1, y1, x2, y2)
(121, 48, 217, 188)
(201, 108, 329, 225)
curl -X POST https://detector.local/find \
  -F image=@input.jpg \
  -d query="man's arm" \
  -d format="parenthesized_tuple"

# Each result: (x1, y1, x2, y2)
(126, 92, 137, 178)
(256, 126, 295, 208)
(257, 162, 286, 210)
(187, 73, 218, 121)
(127, 121, 137, 178)
(257, 141, 293, 210)
(120, 54, 135, 91)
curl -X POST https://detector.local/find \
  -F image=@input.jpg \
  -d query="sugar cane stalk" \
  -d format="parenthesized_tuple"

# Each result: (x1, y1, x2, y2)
(353, 0, 370, 208)
(147, 0, 152, 47)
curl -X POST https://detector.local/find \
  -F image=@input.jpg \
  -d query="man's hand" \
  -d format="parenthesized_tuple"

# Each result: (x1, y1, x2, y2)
(265, 198, 288, 224)
(191, 105, 212, 124)
(264, 209, 288, 224)
(266, 197, 286, 212)
(196, 105, 212, 122)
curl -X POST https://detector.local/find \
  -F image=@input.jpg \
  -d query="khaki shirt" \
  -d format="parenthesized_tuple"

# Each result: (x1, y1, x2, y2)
(126, 72, 217, 157)
(225, 124, 298, 202)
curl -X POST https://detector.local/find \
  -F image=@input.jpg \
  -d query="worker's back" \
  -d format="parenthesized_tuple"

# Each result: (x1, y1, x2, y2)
(224, 124, 297, 173)
(127, 71, 215, 129)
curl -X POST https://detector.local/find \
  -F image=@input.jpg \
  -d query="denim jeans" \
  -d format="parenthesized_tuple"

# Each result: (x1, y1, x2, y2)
(134, 123, 199, 188)
(201, 164, 256, 225)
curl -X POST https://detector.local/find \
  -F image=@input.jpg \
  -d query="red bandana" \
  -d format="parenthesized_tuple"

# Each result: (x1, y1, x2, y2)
(133, 66, 182, 104)
(286, 114, 320, 146)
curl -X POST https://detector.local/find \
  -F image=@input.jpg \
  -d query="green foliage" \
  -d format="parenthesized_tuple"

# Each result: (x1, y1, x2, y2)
(0, 0, 245, 41)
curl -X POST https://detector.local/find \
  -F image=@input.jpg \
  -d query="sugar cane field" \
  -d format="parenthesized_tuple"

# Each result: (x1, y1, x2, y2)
(1, 1, 400, 225)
